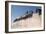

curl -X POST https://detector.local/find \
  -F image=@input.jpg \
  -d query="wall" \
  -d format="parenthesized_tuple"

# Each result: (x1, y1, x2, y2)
(12, 14, 41, 29)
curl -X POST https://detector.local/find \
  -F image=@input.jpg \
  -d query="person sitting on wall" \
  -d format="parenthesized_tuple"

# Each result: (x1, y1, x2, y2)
(36, 8, 41, 15)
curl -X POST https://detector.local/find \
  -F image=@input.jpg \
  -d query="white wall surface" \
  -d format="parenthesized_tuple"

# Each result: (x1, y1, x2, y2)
(12, 14, 42, 29)
(0, 0, 46, 34)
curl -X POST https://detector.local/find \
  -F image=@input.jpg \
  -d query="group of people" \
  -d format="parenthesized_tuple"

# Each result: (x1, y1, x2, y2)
(25, 8, 41, 17)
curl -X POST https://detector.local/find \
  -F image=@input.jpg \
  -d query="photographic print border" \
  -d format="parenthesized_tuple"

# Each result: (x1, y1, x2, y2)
(5, 1, 45, 33)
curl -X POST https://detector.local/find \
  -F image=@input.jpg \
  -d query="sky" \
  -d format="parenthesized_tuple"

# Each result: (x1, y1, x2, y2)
(11, 5, 41, 22)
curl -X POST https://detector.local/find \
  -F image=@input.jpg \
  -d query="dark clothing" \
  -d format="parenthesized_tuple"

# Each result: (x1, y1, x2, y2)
(36, 9, 41, 15)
